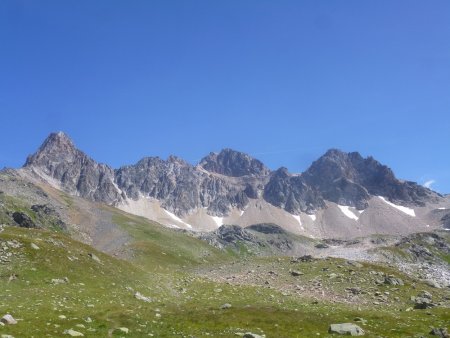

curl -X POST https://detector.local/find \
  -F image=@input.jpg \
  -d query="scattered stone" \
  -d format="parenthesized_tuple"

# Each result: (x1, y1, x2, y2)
(1, 335, 15, 338)
(134, 291, 151, 303)
(315, 243, 329, 249)
(424, 279, 441, 289)
(51, 277, 69, 284)
(58, 315, 67, 319)
(220, 303, 232, 309)
(290, 270, 303, 277)
(88, 253, 101, 263)
(413, 291, 435, 309)
(243, 333, 264, 338)
(63, 329, 84, 336)
(347, 261, 363, 268)
(12, 212, 36, 228)
(384, 276, 404, 286)
(1, 314, 17, 325)
(430, 327, 449, 337)
(328, 323, 365, 336)
(118, 327, 129, 334)
(30, 243, 40, 250)
(347, 287, 362, 295)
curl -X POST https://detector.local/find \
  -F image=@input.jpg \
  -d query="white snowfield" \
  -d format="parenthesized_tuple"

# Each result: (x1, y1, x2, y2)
(308, 214, 316, 221)
(291, 214, 304, 230)
(337, 205, 359, 221)
(378, 196, 416, 217)
(211, 216, 223, 227)
(164, 209, 193, 229)
(438, 207, 447, 210)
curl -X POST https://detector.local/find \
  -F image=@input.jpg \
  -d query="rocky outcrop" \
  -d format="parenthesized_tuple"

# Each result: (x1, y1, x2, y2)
(115, 155, 263, 216)
(302, 149, 439, 209)
(263, 167, 325, 214)
(199, 148, 270, 177)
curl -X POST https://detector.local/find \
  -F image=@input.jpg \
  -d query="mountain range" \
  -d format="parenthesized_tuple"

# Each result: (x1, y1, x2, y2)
(18, 131, 449, 238)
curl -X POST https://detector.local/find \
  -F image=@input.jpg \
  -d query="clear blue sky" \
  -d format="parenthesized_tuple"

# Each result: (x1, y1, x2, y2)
(1, 1, 449, 193)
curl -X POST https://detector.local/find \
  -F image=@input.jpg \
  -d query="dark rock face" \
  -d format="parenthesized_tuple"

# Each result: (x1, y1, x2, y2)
(302, 149, 439, 209)
(199, 149, 270, 177)
(115, 156, 263, 216)
(25, 132, 123, 205)
(12, 212, 36, 228)
(247, 223, 286, 234)
(441, 213, 450, 229)
(199, 225, 257, 249)
(263, 168, 325, 214)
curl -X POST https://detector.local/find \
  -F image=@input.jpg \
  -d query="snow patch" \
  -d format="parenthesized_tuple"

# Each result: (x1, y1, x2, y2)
(211, 216, 223, 227)
(239, 210, 244, 216)
(291, 214, 304, 230)
(308, 214, 316, 221)
(378, 196, 416, 217)
(337, 205, 359, 221)
(163, 209, 193, 229)
(438, 207, 447, 210)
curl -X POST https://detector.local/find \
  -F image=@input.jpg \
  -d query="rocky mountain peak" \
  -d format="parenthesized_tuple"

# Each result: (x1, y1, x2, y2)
(199, 148, 270, 177)
(303, 149, 438, 208)
(24, 132, 122, 205)
(25, 131, 76, 166)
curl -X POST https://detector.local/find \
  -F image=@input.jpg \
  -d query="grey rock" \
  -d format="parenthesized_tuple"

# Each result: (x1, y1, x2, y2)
(424, 279, 441, 288)
(384, 276, 404, 286)
(243, 333, 264, 338)
(430, 328, 449, 338)
(134, 291, 151, 303)
(25, 132, 122, 205)
(247, 223, 286, 234)
(51, 277, 69, 284)
(12, 212, 36, 228)
(220, 303, 232, 309)
(1, 314, 17, 325)
(63, 329, 84, 337)
(328, 323, 365, 336)
(88, 253, 101, 263)
(290, 270, 303, 276)
(199, 148, 270, 177)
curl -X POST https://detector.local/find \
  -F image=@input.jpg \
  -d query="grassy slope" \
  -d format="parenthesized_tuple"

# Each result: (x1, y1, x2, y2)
(1, 223, 449, 337)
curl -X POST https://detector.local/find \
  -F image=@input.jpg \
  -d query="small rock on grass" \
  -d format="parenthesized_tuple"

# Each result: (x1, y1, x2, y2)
(134, 291, 151, 303)
(63, 329, 84, 337)
(30, 243, 40, 250)
(329, 323, 365, 336)
(1, 314, 17, 325)
(243, 333, 265, 338)
(220, 303, 232, 309)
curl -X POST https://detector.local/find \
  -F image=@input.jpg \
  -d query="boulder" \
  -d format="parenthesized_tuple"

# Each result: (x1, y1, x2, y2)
(63, 329, 84, 337)
(384, 276, 404, 286)
(329, 323, 365, 336)
(430, 327, 449, 337)
(243, 333, 265, 338)
(12, 212, 36, 228)
(1, 314, 17, 325)
(134, 291, 151, 303)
